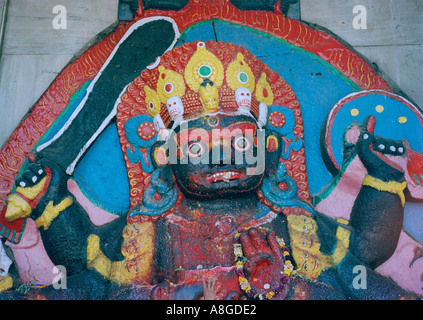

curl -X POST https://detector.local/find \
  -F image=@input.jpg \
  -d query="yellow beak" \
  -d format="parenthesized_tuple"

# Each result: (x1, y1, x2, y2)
(5, 194, 32, 222)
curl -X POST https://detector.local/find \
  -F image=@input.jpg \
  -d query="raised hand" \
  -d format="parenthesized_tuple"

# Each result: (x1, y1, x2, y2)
(202, 277, 220, 300)
(239, 228, 288, 295)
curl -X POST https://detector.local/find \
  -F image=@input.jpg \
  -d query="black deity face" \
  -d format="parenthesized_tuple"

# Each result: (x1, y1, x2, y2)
(155, 113, 280, 199)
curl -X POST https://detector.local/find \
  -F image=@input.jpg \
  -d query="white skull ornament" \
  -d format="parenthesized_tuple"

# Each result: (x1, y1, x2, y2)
(167, 96, 184, 126)
(235, 87, 252, 114)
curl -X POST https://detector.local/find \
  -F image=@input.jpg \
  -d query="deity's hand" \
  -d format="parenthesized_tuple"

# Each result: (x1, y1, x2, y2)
(202, 277, 220, 300)
(240, 228, 287, 294)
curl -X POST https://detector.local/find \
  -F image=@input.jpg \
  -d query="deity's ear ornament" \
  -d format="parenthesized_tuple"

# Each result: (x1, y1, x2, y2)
(144, 86, 170, 141)
(226, 52, 256, 116)
(226, 52, 255, 93)
(255, 73, 274, 129)
(184, 42, 224, 114)
(157, 66, 186, 130)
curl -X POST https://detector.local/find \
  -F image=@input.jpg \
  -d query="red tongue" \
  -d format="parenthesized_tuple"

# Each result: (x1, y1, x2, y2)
(366, 116, 376, 133)
(406, 148, 423, 185)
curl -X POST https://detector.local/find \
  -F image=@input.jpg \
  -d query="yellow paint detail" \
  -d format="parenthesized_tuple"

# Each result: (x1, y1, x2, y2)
(35, 197, 73, 230)
(287, 214, 332, 279)
(363, 175, 407, 207)
(287, 214, 351, 280)
(398, 116, 408, 124)
(350, 108, 359, 117)
(5, 194, 32, 222)
(86, 222, 155, 285)
(266, 135, 278, 150)
(157, 66, 186, 103)
(6, 176, 49, 222)
(226, 52, 255, 93)
(16, 176, 47, 200)
(0, 275, 13, 293)
(199, 84, 220, 113)
(184, 42, 224, 93)
(144, 86, 161, 117)
(255, 73, 274, 106)
(375, 105, 384, 113)
(331, 219, 351, 266)
(87, 234, 112, 279)
(153, 146, 168, 167)
(184, 43, 224, 114)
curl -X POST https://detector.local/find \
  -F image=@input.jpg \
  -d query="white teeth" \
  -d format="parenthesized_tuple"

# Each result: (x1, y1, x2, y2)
(208, 171, 239, 181)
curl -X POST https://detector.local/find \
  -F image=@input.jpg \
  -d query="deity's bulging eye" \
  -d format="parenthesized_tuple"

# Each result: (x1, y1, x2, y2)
(186, 141, 207, 158)
(233, 136, 252, 152)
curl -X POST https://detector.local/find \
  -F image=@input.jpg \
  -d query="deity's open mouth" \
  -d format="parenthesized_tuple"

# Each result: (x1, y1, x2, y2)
(369, 144, 405, 172)
(205, 170, 243, 183)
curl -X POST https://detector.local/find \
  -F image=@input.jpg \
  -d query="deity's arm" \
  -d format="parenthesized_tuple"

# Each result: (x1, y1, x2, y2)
(105, 219, 156, 285)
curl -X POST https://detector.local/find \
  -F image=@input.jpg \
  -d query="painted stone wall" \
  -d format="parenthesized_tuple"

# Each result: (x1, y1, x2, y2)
(301, 0, 423, 115)
(0, 0, 422, 301)
(1, 0, 422, 149)
(0, 0, 119, 149)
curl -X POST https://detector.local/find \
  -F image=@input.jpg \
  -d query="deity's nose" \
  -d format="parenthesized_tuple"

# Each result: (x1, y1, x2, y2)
(211, 140, 233, 165)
